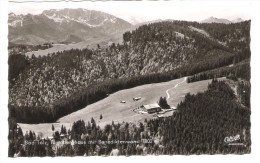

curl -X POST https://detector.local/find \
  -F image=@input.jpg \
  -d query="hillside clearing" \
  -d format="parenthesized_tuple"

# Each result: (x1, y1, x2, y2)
(18, 77, 226, 137)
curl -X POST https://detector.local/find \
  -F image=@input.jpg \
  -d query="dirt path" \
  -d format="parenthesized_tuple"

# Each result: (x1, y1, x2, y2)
(166, 77, 187, 100)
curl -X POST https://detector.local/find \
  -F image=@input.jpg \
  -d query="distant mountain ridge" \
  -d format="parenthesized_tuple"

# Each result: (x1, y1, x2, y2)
(201, 16, 244, 24)
(8, 8, 133, 45)
(232, 18, 244, 23)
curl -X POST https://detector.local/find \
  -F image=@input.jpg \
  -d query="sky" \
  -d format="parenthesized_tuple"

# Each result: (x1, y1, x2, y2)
(8, 0, 252, 24)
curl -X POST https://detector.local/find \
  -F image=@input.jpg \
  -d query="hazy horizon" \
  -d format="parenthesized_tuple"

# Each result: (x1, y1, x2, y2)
(8, 0, 251, 25)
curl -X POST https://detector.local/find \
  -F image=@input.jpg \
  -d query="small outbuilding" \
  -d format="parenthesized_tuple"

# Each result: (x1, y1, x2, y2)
(133, 97, 141, 101)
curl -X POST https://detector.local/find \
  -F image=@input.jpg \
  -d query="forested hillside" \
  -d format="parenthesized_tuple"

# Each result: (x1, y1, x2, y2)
(190, 21, 251, 58)
(9, 20, 251, 123)
(145, 80, 250, 154)
(187, 59, 250, 83)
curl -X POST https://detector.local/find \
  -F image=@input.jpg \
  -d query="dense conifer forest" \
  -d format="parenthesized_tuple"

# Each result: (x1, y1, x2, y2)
(187, 59, 250, 83)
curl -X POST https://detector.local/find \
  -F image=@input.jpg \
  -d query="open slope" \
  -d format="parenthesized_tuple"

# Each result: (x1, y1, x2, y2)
(18, 77, 226, 137)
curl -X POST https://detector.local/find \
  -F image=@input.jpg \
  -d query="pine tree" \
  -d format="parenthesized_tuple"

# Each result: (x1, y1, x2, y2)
(158, 97, 170, 109)
(52, 124, 55, 132)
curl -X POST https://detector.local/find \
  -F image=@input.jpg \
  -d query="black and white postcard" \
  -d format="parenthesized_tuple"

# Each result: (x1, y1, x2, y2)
(1, 0, 260, 162)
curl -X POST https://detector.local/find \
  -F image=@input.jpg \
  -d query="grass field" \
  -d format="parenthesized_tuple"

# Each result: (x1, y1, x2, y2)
(18, 77, 226, 137)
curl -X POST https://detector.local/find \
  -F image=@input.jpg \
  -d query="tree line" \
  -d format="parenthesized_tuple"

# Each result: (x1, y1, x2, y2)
(187, 59, 250, 83)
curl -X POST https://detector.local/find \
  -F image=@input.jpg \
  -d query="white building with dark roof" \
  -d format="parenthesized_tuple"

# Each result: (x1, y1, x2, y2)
(143, 103, 161, 113)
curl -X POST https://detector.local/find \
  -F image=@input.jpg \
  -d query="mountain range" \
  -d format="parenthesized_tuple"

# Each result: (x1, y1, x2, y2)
(201, 16, 244, 24)
(8, 9, 246, 45)
(8, 8, 132, 45)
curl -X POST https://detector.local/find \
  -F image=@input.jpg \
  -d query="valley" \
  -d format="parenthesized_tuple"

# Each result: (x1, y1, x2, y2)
(24, 30, 127, 57)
